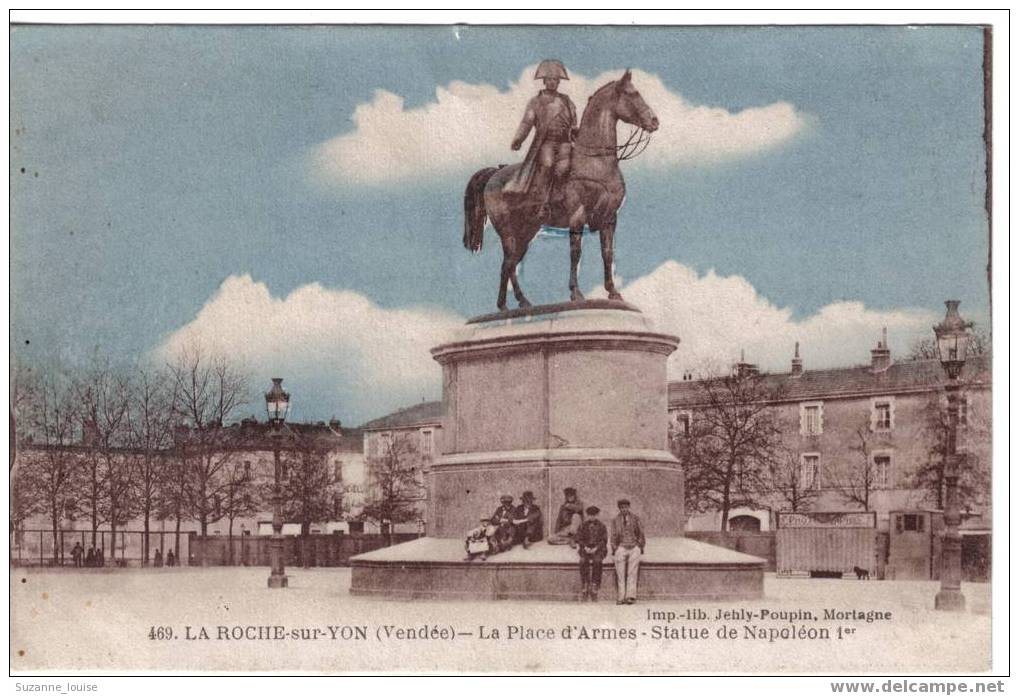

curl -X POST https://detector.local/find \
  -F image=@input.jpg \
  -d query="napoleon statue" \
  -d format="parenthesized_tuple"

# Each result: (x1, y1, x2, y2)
(505, 59, 578, 220)
(464, 60, 659, 311)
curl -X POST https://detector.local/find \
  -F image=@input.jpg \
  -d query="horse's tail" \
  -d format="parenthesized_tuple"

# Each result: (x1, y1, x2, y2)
(463, 166, 500, 253)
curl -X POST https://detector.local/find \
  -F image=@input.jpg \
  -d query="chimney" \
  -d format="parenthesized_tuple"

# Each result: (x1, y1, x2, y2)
(735, 349, 759, 377)
(791, 342, 803, 377)
(870, 327, 891, 372)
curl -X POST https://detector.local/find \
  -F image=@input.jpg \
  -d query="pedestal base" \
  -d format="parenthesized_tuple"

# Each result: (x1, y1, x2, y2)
(934, 588, 966, 611)
(350, 537, 764, 601)
(267, 574, 289, 589)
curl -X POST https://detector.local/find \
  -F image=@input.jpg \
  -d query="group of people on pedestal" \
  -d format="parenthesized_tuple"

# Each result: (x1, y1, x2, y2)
(464, 487, 646, 604)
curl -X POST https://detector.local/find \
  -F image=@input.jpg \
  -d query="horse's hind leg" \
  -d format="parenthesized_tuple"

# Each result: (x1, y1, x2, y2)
(569, 227, 585, 302)
(508, 243, 532, 308)
(497, 254, 511, 312)
(498, 233, 523, 311)
(599, 217, 623, 301)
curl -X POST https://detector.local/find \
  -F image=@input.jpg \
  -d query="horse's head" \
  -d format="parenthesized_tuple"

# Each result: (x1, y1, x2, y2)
(613, 70, 659, 132)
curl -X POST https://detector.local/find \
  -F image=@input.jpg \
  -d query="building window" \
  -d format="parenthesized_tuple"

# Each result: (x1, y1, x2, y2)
(898, 513, 925, 533)
(873, 453, 892, 489)
(871, 398, 894, 431)
(800, 453, 821, 490)
(420, 429, 434, 456)
(800, 401, 823, 436)
(669, 410, 692, 438)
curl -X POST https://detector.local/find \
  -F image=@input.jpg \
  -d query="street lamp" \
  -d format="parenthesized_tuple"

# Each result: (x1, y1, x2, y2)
(265, 377, 290, 589)
(933, 300, 972, 612)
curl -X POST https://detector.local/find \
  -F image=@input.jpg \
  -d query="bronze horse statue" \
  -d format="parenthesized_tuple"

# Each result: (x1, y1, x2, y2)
(464, 70, 659, 311)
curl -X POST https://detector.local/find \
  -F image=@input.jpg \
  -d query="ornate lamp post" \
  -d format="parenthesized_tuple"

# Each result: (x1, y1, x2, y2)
(933, 301, 971, 611)
(265, 377, 290, 589)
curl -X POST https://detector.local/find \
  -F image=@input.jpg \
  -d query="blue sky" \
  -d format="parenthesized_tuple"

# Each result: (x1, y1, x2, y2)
(10, 25, 990, 423)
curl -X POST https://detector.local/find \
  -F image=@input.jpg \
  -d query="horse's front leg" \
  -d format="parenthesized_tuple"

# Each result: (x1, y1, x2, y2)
(569, 227, 585, 302)
(599, 217, 622, 301)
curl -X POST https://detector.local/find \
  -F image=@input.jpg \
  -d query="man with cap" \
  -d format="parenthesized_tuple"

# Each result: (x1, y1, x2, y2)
(548, 487, 585, 546)
(575, 505, 608, 601)
(512, 491, 543, 549)
(611, 499, 646, 605)
(488, 494, 517, 555)
(505, 58, 578, 220)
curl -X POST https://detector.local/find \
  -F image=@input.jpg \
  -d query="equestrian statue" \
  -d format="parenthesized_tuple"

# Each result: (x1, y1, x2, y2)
(463, 60, 659, 311)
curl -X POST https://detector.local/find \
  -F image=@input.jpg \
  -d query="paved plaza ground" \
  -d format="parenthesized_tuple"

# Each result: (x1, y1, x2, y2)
(10, 566, 991, 674)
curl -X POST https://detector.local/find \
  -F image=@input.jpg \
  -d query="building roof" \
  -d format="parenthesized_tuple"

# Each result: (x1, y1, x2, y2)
(668, 354, 991, 408)
(360, 400, 445, 432)
(19, 419, 365, 456)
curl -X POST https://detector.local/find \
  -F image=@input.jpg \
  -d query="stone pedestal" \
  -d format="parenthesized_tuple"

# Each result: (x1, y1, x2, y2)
(350, 302, 765, 601)
(428, 303, 684, 537)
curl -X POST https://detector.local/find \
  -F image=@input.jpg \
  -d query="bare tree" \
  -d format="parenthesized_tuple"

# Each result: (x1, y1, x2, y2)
(672, 367, 783, 532)
(767, 447, 822, 512)
(74, 356, 133, 551)
(125, 367, 176, 565)
(221, 460, 258, 565)
(168, 345, 250, 565)
(276, 433, 339, 566)
(360, 436, 425, 543)
(908, 325, 990, 361)
(832, 425, 880, 511)
(157, 425, 191, 563)
(17, 375, 81, 562)
(912, 393, 991, 512)
(10, 356, 40, 471)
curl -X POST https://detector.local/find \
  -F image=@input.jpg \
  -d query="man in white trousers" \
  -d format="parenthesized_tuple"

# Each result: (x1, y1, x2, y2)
(610, 499, 646, 605)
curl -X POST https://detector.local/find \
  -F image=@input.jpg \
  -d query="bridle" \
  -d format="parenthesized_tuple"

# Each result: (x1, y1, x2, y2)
(570, 99, 654, 162)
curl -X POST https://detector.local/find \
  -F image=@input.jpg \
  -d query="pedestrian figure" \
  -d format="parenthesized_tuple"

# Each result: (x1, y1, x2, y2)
(154, 548, 163, 568)
(512, 491, 543, 549)
(98, 547, 105, 567)
(166, 549, 176, 567)
(611, 499, 645, 605)
(71, 542, 83, 568)
(85, 547, 96, 568)
(464, 516, 495, 561)
(576, 505, 608, 602)
(547, 487, 585, 546)
(488, 495, 517, 555)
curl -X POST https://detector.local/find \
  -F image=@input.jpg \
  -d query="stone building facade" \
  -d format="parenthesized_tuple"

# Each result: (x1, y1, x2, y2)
(668, 337, 991, 533)
(359, 400, 442, 534)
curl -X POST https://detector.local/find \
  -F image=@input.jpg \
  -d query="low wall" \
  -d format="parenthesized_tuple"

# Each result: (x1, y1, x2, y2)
(685, 532, 776, 571)
(187, 533, 420, 567)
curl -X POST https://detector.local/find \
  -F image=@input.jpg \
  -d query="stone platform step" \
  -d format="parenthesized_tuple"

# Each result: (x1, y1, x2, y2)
(350, 537, 765, 601)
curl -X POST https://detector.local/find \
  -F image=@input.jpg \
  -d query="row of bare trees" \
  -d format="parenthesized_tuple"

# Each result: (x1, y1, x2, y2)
(11, 347, 254, 564)
(671, 364, 990, 532)
(11, 343, 415, 566)
(11, 347, 274, 564)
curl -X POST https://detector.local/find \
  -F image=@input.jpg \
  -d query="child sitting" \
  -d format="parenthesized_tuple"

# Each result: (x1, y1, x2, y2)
(464, 516, 495, 561)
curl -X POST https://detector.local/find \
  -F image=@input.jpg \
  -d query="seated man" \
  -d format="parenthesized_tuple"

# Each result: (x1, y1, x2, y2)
(547, 487, 585, 546)
(488, 494, 517, 555)
(464, 515, 495, 561)
(512, 490, 543, 549)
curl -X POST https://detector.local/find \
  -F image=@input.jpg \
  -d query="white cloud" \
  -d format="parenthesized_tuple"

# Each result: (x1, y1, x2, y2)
(158, 264, 936, 423)
(308, 66, 807, 187)
(594, 260, 938, 377)
(155, 275, 463, 424)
